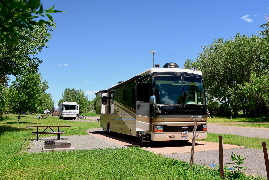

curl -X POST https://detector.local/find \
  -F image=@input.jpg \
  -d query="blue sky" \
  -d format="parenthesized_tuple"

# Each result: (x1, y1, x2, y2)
(35, 0, 269, 105)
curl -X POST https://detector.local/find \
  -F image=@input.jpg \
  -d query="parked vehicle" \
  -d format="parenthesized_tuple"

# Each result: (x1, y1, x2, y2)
(51, 106, 59, 116)
(96, 62, 207, 142)
(59, 102, 79, 120)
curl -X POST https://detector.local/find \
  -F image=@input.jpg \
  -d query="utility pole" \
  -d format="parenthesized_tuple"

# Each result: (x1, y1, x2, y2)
(149, 50, 156, 68)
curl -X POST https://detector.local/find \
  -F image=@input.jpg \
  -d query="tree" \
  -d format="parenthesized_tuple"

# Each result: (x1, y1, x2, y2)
(0, 0, 63, 78)
(9, 72, 53, 121)
(0, 84, 9, 115)
(260, 22, 269, 39)
(59, 88, 90, 114)
(88, 97, 98, 112)
(194, 34, 269, 116)
(1, 23, 55, 79)
(0, 0, 62, 45)
(0, 1, 62, 117)
(0, 76, 9, 115)
(184, 59, 195, 69)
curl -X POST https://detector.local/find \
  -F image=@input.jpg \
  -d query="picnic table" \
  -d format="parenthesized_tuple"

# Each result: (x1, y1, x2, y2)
(36, 114, 49, 119)
(26, 125, 71, 140)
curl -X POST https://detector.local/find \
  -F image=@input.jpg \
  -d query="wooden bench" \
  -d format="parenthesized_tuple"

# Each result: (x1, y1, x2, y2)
(26, 126, 71, 140)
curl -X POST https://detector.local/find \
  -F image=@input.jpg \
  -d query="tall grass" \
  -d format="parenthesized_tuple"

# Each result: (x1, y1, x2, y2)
(0, 114, 265, 179)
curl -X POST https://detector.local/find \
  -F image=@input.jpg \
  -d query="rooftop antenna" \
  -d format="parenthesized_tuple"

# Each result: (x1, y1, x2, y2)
(149, 50, 156, 68)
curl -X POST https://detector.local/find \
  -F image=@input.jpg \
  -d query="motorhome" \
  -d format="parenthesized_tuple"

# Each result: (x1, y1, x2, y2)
(59, 102, 79, 120)
(96, 62, 207, 142)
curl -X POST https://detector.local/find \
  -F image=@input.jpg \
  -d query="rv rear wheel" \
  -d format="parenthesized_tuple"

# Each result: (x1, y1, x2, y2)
(107, 123, 111, 134)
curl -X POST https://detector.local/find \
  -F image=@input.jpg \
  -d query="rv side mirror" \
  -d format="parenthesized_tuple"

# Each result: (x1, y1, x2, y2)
(150, 95, 156, 105)
(102, 96, 107, 105)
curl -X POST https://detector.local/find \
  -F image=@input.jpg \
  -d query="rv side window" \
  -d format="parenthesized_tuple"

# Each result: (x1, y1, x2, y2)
(123, 89, 127, 101)
(137, 83, 150, 102)
(132, 88, 135, 104)
(102, 96, 107, 105)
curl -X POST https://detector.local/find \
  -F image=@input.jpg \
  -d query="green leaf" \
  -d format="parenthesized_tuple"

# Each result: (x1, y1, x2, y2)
(37, 3, 43, 14)
(46, 14, 53, 22)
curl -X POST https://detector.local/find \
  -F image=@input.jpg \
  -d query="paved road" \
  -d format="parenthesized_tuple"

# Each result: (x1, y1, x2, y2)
(208, 123, 269, 139)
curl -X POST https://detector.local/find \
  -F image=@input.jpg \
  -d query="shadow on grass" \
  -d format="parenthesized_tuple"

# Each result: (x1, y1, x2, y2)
(4, 121, 37, 124)
(0, 115, 8, 122)
(0, 115, 28, 122)
(237, 117, 269, 123)
(0, 125, 29, 136)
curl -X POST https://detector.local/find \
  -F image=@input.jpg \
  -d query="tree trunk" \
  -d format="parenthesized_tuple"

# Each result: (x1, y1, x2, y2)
(18, 112, 21, 123)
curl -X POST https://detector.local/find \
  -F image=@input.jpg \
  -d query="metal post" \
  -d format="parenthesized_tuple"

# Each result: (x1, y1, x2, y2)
(219, 136, 224, 178)
(152, 51, 154, 68)
(36, 127, 39, 141)
(149, 50, 156, 68)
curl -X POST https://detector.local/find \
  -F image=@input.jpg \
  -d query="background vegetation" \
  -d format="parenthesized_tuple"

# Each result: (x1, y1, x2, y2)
(185, 23, 269, 117)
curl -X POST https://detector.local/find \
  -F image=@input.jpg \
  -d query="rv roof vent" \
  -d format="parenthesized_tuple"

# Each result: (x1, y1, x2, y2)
(163, 62, 179, 68)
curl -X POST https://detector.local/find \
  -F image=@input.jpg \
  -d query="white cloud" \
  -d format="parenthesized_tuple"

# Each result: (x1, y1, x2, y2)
(85, 91, 95, 95)
(241, 15, 253, 22)
(58, 64, 69, 66)
(83, 81, 92, 83)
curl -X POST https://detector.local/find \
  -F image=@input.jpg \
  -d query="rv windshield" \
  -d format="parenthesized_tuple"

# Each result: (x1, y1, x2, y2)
(153, 75, 205, 105)
(64, 105, 77, 110)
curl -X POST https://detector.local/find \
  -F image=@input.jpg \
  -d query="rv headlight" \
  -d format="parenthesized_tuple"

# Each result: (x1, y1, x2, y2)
(153, 125, 163, 132)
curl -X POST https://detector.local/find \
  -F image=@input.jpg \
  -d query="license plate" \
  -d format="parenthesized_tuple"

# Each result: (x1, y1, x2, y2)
(182, 136, 188, 140)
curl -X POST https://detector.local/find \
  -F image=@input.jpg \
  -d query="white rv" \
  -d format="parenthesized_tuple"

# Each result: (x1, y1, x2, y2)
(59, 102, 79, 120)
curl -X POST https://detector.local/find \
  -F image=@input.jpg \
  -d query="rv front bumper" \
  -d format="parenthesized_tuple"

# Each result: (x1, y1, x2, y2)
(63, 114, 77, 117)
(151, 132, 207, 141)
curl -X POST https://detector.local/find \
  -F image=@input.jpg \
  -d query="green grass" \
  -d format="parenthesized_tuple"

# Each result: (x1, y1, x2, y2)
(0, 114, 265, 180)
(83, 111, 99, 117)
(208, 116, 266, 123)
(208, 116, 269, 128)
(206, 116, 269, 149)
(203, 133, 269, 150)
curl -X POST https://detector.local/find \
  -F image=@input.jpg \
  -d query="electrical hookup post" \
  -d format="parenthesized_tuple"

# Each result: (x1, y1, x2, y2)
(262, 142, 269, 180)
(190, 116, 198, 166)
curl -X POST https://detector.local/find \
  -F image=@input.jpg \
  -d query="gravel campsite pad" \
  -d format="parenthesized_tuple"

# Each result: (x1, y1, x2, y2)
(27, 135, 123, 153)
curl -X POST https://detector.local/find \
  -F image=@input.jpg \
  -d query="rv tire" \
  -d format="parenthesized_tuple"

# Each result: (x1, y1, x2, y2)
(107, 123, 111, 134)
(179, 140, 189, 145)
